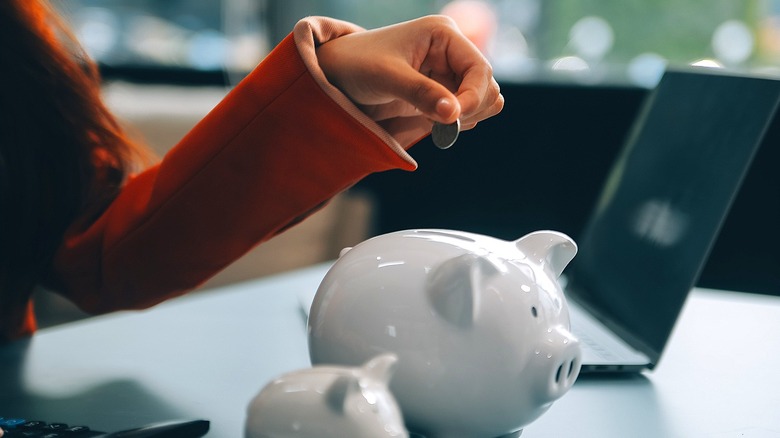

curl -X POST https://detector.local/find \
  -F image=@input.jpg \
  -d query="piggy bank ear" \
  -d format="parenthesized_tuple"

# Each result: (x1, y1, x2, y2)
(427, 254, 499, 327)
(361, 353, 398, 385)
(326, 374, 360, 413)
(515, 230, 577, 277)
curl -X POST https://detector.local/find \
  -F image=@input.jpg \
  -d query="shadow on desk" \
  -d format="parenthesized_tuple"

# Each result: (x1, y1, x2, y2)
(0, 340, 191, 432)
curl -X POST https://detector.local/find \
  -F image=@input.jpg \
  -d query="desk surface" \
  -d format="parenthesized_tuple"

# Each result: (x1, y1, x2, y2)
(2, 262, 780, 437)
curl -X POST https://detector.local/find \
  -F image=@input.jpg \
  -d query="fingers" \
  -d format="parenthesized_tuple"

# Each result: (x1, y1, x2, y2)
(434, 18, 504, 127)
(377, 61, 462, 124)
(459, 76, 504, 131)
(412, 15, 504, 127)
(315, 14, 503, 128)
(359, 100, 421, 122)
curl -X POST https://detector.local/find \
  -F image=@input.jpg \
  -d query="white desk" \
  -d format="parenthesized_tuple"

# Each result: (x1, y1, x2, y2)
(2, 262, 780, 437)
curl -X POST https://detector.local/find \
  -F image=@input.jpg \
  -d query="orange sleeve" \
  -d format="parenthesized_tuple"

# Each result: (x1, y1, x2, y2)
(52, 24, 418, 314)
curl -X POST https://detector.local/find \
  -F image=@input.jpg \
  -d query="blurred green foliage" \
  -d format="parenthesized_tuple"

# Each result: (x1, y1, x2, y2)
(540, 0, 760, 64)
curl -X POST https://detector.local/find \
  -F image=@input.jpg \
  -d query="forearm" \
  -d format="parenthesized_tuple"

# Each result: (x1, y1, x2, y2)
(53, 19, 418, 313)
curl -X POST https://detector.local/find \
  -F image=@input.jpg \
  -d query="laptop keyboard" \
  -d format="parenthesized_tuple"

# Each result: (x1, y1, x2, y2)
(574, 328, 619, 361)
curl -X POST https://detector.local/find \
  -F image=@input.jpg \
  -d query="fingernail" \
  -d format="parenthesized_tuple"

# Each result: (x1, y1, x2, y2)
(436, 98, 457, 120)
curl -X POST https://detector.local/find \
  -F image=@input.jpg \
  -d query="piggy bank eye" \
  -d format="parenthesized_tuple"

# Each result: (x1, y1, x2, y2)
(531, 306, 538, 318)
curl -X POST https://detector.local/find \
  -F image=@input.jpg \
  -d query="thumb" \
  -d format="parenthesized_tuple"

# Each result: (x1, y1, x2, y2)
(386, 65, 461, 123)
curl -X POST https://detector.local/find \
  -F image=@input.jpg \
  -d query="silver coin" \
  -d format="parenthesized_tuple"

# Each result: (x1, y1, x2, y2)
(431, 119, 461, 149)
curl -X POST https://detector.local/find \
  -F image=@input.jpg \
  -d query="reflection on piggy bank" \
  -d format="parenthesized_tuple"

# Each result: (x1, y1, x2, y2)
(245, 354, 408, 438)
(308, 229, 582, 438)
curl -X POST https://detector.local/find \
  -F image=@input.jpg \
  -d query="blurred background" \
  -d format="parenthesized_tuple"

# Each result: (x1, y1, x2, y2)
(53, 0, 780, 86)
(37, 0, 780, 326)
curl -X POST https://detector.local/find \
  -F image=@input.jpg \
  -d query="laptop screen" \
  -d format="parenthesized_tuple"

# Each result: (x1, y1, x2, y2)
(565, 68, 780, 367)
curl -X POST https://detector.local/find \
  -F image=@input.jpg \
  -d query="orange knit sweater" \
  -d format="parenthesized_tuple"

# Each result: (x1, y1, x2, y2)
(5, 18, 423, 341)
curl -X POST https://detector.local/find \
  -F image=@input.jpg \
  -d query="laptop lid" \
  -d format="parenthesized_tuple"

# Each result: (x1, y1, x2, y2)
(565, 67, 780, 370)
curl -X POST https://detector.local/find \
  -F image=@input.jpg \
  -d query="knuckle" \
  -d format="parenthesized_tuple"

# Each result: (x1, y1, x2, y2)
(419, 14, 459, 34)
(476, 61, 494, 78)
(489, 80, 502, 102)
(428, 14, 458, 27)
(412, 80, 438, 102)
(493, 94, 505, 114)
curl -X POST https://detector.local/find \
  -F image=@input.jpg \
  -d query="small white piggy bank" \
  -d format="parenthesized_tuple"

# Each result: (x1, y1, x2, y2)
(308, 229, 582, 438)
(245, 354, 408, 438)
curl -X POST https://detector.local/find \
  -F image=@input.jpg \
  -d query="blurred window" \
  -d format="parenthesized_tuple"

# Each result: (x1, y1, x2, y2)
(56, 0, 780, 88)
(55, 0, 268, 85)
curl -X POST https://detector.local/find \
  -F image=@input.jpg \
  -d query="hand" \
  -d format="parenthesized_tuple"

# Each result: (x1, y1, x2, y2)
(316, 15, 503, 132)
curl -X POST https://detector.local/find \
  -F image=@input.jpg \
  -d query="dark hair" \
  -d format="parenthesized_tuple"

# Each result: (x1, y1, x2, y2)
(0, 0, 151, 335)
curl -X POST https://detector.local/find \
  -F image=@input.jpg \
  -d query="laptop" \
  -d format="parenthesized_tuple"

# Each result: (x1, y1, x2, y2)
(299, 67, 780, 373)
(565, 67, 780, 373)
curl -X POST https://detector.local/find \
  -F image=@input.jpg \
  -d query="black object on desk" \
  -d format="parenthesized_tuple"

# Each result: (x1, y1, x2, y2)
(0, 417, 209, 437)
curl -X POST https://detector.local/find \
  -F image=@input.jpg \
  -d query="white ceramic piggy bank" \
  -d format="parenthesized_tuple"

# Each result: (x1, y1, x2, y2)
(245, 354, 408, 438)
(308, 229, 582, 438)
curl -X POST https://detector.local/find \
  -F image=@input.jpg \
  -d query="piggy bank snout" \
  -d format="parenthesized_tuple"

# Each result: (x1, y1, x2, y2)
(539, 326, 582, 402)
